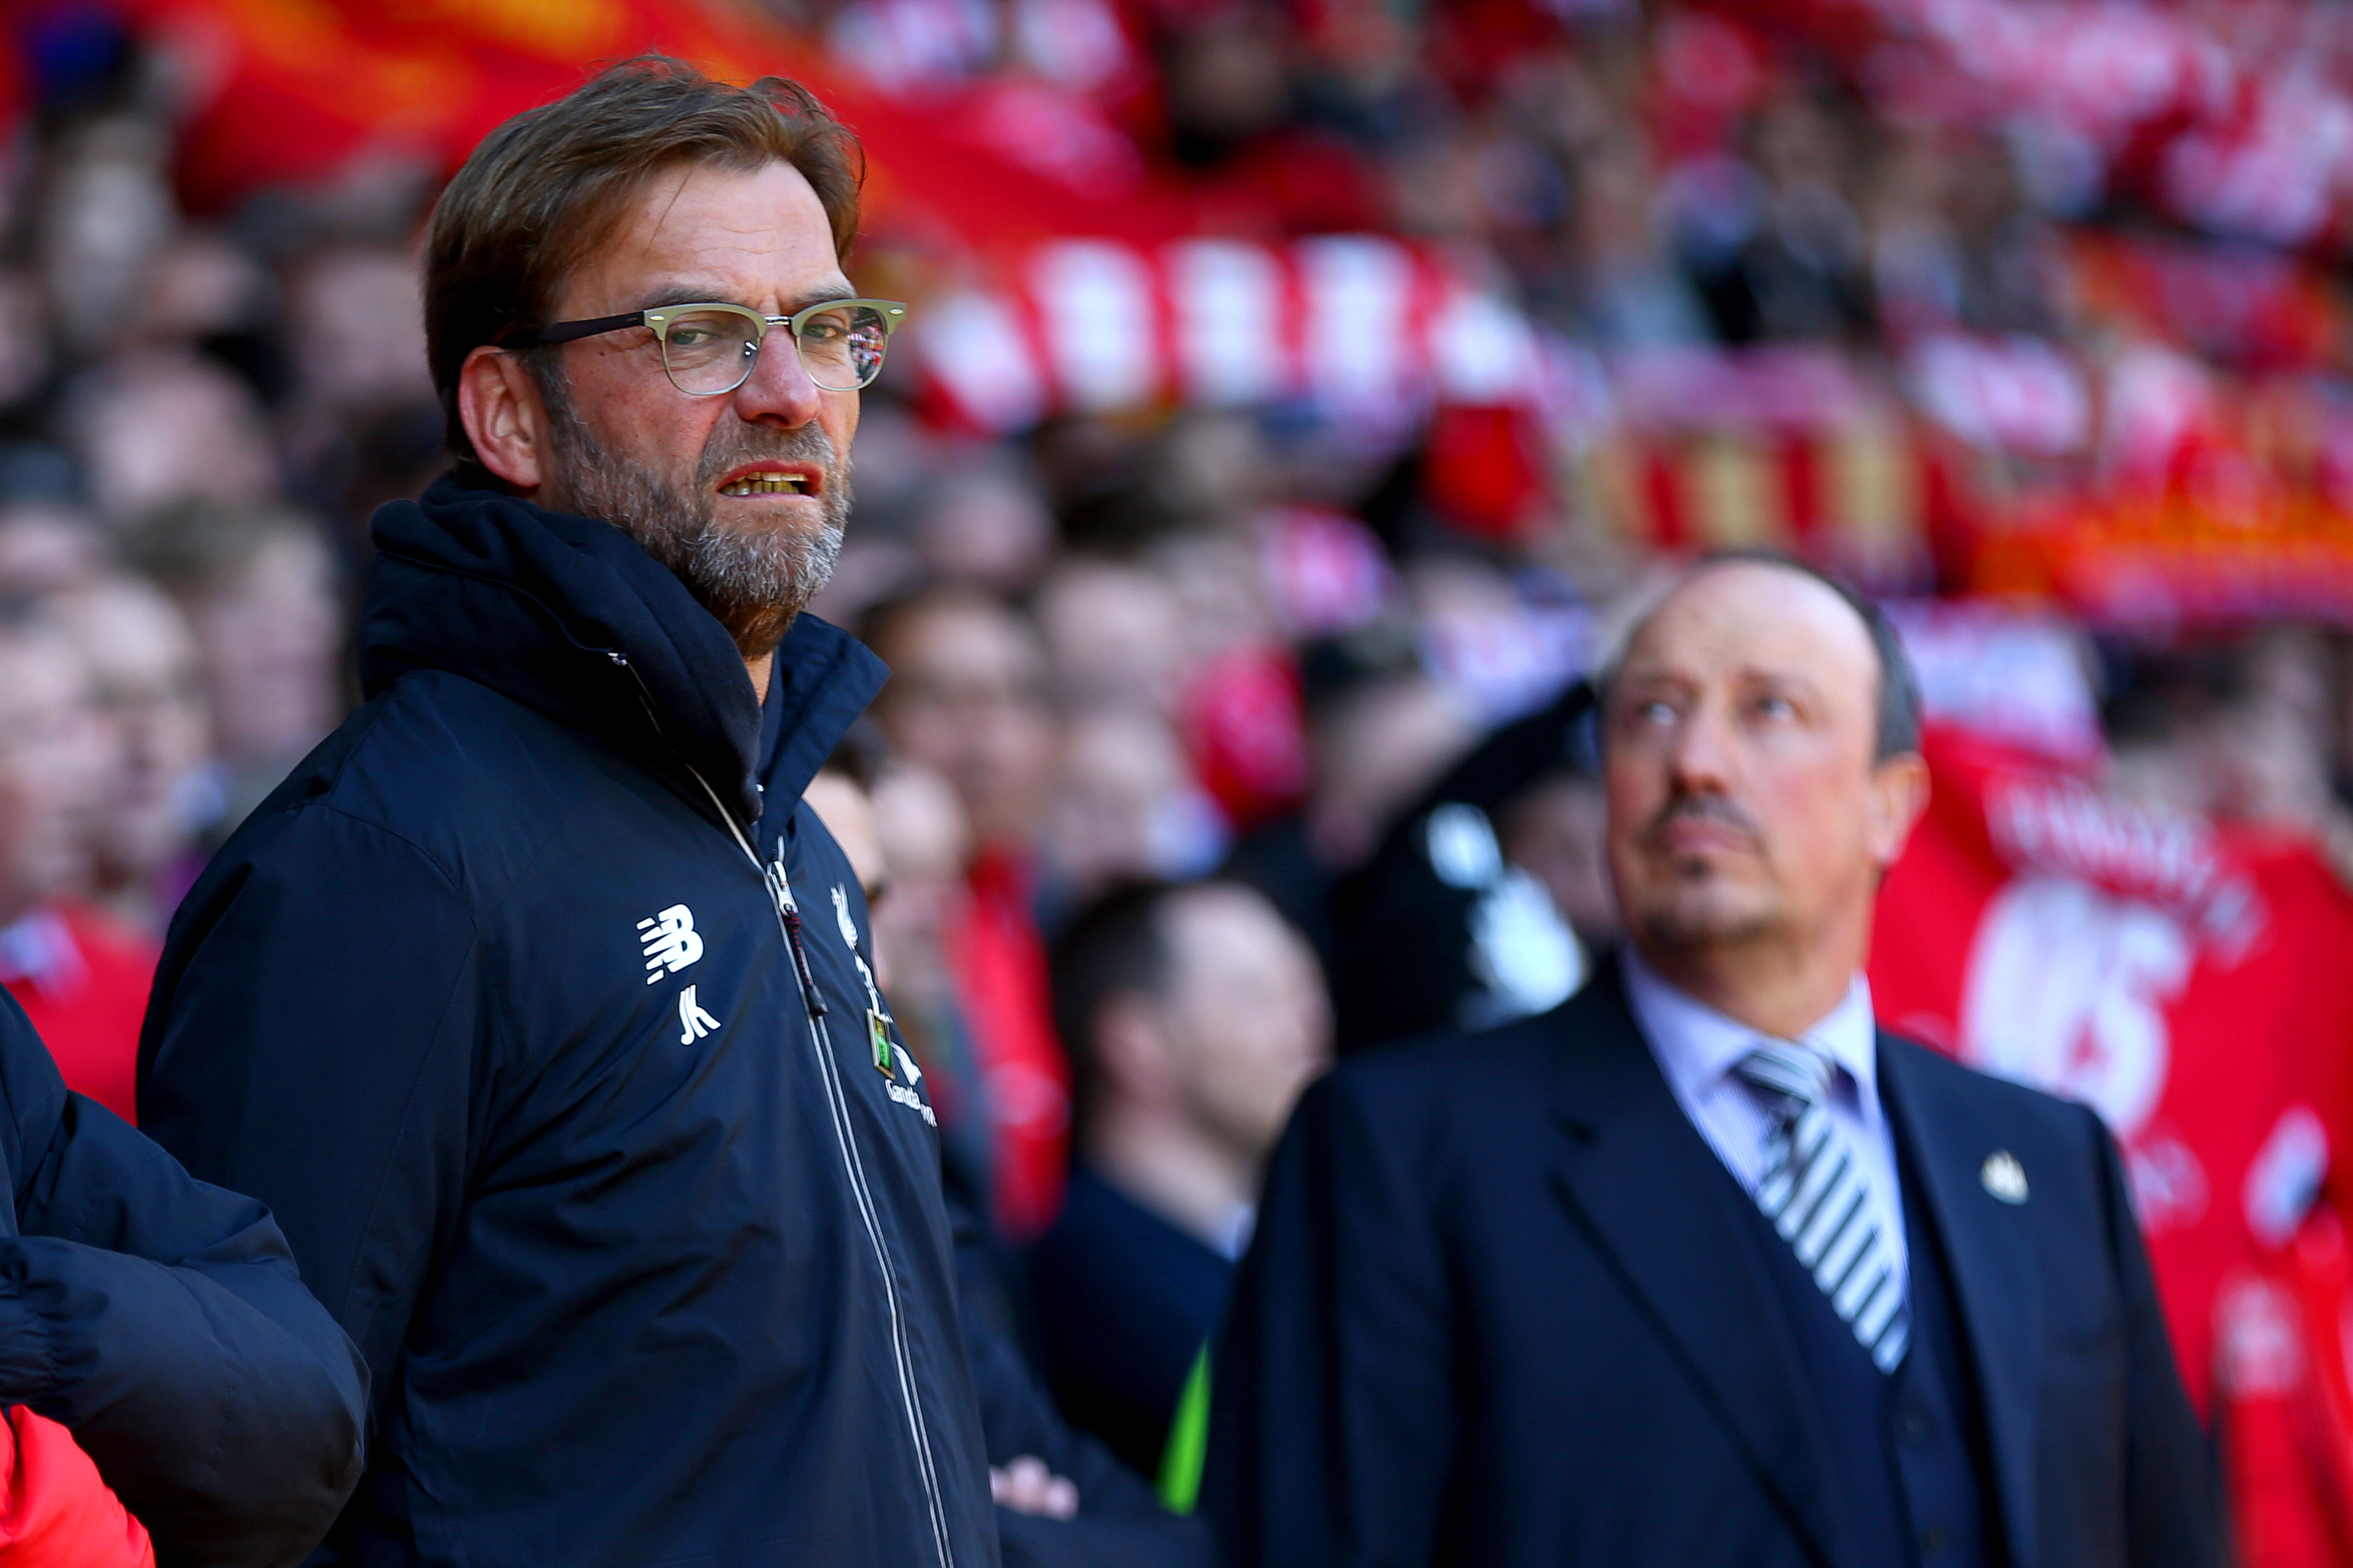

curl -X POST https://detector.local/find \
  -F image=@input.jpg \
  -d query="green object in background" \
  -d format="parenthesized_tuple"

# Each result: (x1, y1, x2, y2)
(1157, 1345, 1212, 1513)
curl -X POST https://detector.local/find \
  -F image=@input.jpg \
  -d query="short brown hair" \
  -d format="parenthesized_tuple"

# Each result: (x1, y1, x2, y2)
(423, 55, 864, 466)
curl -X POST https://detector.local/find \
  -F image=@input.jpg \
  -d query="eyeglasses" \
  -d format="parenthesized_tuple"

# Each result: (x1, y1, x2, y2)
(503, 298, 909, 395)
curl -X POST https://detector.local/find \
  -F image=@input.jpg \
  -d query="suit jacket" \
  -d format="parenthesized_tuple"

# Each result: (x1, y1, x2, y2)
(1201, 958, 2224, 1568)
(1030, 1165, 1237, 1478)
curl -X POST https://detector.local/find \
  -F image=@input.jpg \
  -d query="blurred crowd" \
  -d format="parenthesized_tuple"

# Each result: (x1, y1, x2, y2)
(9, 0, 2353, 1536)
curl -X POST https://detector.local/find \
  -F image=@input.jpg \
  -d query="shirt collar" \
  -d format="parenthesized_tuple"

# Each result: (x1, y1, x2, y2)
(1211, 1202, 1258, 1262)
(1621, 945, 1878, 1105)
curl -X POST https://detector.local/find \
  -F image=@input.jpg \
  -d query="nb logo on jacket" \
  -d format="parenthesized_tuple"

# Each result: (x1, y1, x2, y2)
(678, 986, 721, 1044)
(638, 905, 704, 982)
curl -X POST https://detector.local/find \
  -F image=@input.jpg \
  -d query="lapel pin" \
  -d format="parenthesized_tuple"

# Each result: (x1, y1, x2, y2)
(1981, 1150, 2028, 1204)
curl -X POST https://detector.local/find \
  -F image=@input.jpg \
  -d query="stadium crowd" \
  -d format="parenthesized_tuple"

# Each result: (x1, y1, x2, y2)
(0, 0, 2349, 1563)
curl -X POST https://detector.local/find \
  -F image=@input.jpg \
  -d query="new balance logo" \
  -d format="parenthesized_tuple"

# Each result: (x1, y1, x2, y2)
(678, 985, 721, 1044)
(638, 905, 703, 983)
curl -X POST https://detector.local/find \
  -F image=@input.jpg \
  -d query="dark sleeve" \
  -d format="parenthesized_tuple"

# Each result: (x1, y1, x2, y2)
(0, 994, 367, 1567)
(1201, 1069, 1457, 1568)
(2087, 1107, 2227, 1568)
(948, 1187, 1215, 1568)
(977, 1309, 1217, 1568)
(138, 808, 483, 1412)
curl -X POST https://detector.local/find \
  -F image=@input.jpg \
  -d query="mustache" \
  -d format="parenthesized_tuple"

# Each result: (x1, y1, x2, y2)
(1641, 792, 1763, 849)
(695, 421, 841, 487)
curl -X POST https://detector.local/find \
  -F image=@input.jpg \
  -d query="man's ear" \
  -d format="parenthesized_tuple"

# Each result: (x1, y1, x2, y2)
(1092, 992, 1174, 1108)
(1865, 751, 1931, 869)
(458, 346, 552, 492)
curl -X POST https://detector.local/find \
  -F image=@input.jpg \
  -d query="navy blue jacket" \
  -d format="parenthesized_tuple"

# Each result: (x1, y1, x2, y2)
(1203, 958, 2225, 1568)
(138, 479, 998, 1568)
(0, 991, 364, 1565)
(1029, 1166, 1234, 1478)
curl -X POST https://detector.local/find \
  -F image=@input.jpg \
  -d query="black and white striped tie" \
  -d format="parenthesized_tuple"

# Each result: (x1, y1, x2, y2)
(1734, 1042, 1909, 1372)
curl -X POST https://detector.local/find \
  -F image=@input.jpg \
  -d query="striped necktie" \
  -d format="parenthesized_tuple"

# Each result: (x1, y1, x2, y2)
(1734, 1042, 1910, 1372)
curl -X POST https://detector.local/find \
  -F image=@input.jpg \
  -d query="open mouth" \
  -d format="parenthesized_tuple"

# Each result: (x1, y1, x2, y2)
(719, 472, 809, 497)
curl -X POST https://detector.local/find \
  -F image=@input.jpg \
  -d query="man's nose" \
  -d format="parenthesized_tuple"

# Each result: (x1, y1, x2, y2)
(730, 330, 825, 427)
(1665, 700, 1734, 792)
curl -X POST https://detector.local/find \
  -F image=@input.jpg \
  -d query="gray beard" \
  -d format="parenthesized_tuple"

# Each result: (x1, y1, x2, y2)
(536, 368, 849, 658)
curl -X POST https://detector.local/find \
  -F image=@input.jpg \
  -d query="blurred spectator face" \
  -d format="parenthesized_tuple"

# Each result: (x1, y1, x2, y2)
(1750, 92, 1853, 207)
(1943, 133, 2023, 242)
(1162, 9, 1292, 163)
(1148, 530, 1277, 669)
(913, 459, 1053, 592)
(289, 247, 432, 414)
(803, 766, 891, 978)
(0, 626, 105, 924)
(37, 119, 175, 359)
(475, 160, 858, 656)
(183, 530, 342, 771)
(1572, 140, 1664, 270)
(143, 231, 269, 343)
(2231, 629, 2335, 828)
(1033, 558, 1183, 714)
(52, 579, 208, 897)
(1501, 771, 1619, 946)
(1389, 131, 1488, 240)
(2104, 634, 2337, 832)
(806, 769, 886, 891)
(1602, 562, 1922, 960)
(870, 594, 1057, 851)
(2104, 732, 2212, 818)
(873, 763, 971, 886)
(1151, 413, 1271, 525)
(1104, 884, 1330, 1163)
(2200, 629, 2336, 831)
(0, 507, 108, 597)
(1308, 674, 1476, 867)
(0, 271, 49, 407)
(869, 761, 972, 999)
(1047, 710, 1196, 896)
(69, 353, 281, 521)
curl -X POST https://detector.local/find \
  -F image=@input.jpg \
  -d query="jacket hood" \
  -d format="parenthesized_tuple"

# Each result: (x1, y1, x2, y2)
(361, 476, 884, 824)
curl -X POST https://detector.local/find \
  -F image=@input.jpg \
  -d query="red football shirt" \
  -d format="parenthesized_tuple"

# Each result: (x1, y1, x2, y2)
(0, 904, 157, 1126)
(1871, 728, 2353, 1415)
(950, 851, 1071, 1240)
(0, 1407, 151, 1567)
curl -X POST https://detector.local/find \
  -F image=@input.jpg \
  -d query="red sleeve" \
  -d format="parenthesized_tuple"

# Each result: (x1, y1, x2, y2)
(0, 1408, 153, 1567)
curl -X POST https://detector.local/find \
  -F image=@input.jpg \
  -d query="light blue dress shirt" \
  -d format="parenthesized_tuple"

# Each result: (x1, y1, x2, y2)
(1621, 947, 1909, 1295)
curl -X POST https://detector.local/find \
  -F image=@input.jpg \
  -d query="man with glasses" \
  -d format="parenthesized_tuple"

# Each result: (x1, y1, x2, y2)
(138, 57, 999, 1568)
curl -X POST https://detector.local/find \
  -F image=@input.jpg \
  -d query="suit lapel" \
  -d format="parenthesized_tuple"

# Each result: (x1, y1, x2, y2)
(1544, 964, 1849, 1568)
(1876, 1038, 2043, 1568)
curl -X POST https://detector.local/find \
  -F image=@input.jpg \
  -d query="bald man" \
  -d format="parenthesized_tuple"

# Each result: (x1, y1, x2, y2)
(1202, 553, 2222, 1568)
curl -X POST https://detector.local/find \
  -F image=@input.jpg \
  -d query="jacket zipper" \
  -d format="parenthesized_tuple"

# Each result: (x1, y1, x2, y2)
(610, 652, 957, 1568)
(761, 853, 957, 1568)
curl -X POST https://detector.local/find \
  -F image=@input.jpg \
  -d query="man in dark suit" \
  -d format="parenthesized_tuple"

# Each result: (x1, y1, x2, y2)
(1031, 880, 1331, 1476)
(1202, 553, 2224, 1568)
